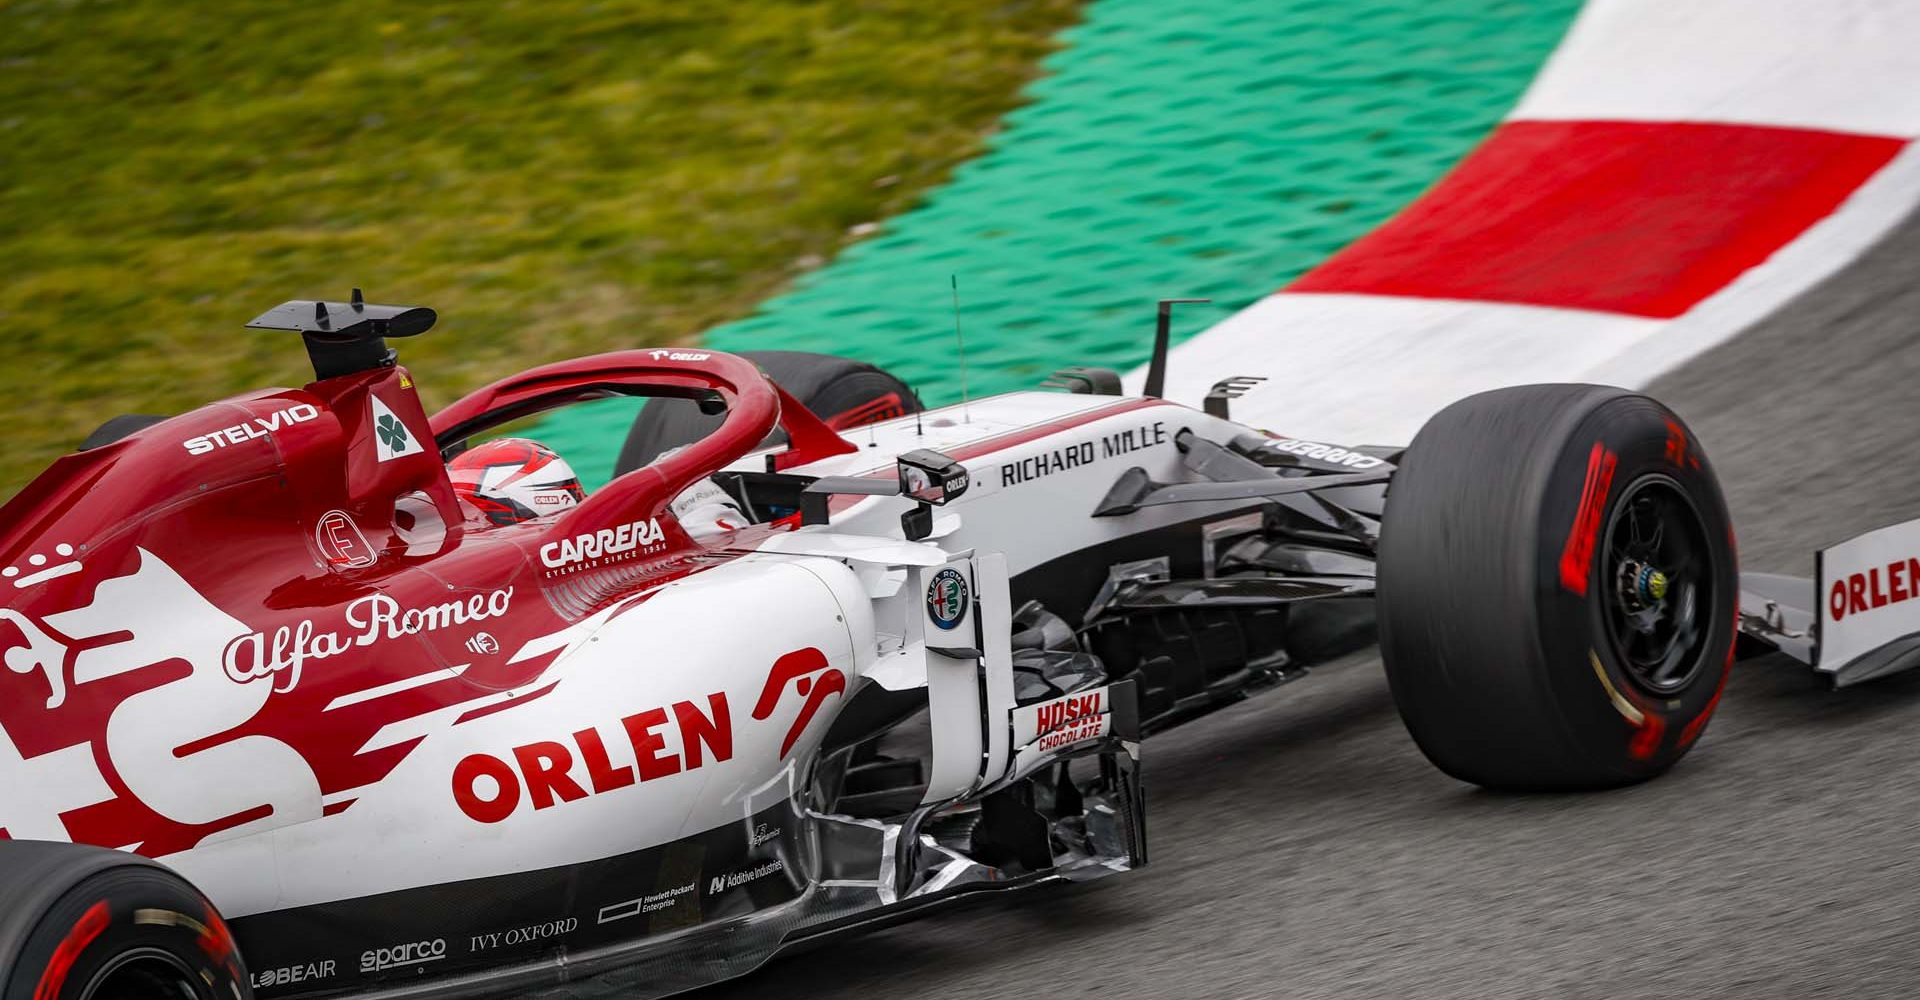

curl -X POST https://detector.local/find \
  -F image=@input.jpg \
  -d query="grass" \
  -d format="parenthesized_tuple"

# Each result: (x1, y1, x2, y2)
(0, 0, 1081, 494)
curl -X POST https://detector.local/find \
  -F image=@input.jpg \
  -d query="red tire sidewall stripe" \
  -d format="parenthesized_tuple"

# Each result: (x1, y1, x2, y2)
(1558, 441, 1618, 597)
(33, 900, 110, 1000)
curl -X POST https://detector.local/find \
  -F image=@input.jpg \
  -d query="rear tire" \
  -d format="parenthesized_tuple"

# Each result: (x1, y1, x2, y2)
(0, 842, 249, 1000)
(78, 415, 167, 452)
(615, 350, 918, 475)
(1377, 384, 1737, 790)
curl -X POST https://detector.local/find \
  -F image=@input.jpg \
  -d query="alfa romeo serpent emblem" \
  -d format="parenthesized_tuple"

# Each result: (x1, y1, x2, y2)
(926, 568, 969, 631)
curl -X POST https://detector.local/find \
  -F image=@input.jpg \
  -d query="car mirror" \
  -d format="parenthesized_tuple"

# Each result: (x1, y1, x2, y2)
(898, 449, 969, 506)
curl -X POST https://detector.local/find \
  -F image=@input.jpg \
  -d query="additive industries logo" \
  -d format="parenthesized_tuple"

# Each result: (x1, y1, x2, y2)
(370, 394, 421, 463)
(926, 568, 969, 631)
(709, 859, 785, 895)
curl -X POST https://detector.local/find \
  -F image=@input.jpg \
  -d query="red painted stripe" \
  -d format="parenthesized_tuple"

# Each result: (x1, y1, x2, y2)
(1290, 121, 1905, 318)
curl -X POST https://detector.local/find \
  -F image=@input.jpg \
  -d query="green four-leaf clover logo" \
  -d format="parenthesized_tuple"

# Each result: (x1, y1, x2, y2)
(377, 413, 410, 452)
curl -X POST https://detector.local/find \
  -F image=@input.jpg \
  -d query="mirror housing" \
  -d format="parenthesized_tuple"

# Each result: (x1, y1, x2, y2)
(898, 449, 969, 506)
(797, 448, 968, 540)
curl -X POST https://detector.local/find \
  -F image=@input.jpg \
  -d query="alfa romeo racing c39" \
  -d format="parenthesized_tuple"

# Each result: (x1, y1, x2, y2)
(0, 292, 1775, 999)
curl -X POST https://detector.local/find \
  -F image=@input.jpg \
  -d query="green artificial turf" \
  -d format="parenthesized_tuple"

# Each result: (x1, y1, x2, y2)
(537, 0, 1584, 487)
(0, 0, 1080, 494)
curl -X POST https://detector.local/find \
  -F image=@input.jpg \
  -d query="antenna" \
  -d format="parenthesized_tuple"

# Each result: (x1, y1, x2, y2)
(913, 386, 925, 437)
(1143, 297, 1210, 399)
(951, 275, 971, 423)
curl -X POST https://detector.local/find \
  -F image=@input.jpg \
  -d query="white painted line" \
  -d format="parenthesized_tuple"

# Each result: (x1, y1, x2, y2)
(354, 692, 510, 756)
(324, 663, 469, 712)
(12, 562, 82, 589)
(320, 786, 367, 807)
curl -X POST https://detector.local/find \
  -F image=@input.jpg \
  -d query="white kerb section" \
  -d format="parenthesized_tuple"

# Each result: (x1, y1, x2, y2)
(1136, 294, 1657, 444)
(1512, 0, 1920, 135)
(1141, 0, 1920, 446)
(1156, 140, 1920, 442)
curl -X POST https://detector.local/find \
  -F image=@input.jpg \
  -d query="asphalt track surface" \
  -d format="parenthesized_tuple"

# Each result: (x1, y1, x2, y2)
(695, 208, 1920, 1000)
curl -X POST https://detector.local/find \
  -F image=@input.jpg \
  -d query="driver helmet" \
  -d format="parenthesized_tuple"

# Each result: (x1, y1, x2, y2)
(448, 438, 586, 526)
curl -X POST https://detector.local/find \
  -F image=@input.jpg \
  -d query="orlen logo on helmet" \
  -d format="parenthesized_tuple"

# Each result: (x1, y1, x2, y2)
(539, 518, 667, 574)
(647, 349, 711, 362)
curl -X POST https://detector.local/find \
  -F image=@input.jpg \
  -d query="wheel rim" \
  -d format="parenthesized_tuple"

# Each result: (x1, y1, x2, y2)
(81, 949, 203, 1000)
(1599, 474, 1714, 696)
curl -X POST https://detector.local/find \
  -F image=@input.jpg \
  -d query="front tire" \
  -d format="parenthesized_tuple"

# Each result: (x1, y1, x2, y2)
(1377, 384, 1737, 791)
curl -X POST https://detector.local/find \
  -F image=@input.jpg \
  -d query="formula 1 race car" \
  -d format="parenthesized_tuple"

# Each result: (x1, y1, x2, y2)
(0, 293, 1751, 1000)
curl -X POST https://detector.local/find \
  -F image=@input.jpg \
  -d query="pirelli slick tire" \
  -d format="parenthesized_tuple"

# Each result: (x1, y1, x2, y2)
(1377, 384, 1738, 791)
(616, 350, 919, 475)
(0, 841, 250, 1000)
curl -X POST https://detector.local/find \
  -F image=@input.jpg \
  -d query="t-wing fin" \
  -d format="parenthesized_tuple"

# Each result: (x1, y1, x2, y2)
(248, 288, 436, 380)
